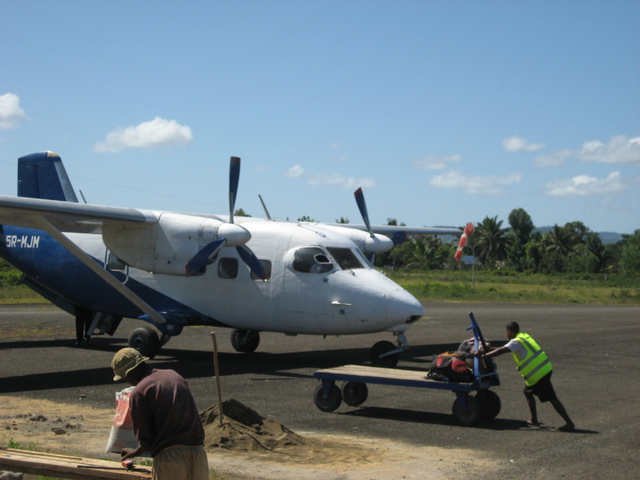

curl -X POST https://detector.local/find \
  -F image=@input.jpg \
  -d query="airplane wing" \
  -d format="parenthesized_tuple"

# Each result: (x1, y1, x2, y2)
(341, 224, 462, 236)
(326, 223, 462, 246)
(0, 195, 153, 233)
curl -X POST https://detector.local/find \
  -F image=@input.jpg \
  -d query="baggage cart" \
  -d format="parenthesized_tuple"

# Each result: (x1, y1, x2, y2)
(313, 312, 500, 426)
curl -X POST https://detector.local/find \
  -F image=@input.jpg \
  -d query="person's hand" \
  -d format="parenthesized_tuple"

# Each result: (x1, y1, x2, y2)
(120, 447, 142, 460)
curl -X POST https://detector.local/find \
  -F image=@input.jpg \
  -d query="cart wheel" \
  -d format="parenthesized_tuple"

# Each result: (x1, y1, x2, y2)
(342, 381, 368, 406)
(314, 384, 342, 412)
(476, 389, 501, 420)
(452, 395, 481, 426)
(370, 340, 399, 367)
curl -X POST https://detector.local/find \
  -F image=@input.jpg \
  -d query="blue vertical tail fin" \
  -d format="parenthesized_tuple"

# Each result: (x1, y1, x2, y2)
(18, 151, 79, 202)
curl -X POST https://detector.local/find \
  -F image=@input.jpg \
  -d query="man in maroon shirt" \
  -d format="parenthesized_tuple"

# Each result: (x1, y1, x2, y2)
(111, 347, 209, 479)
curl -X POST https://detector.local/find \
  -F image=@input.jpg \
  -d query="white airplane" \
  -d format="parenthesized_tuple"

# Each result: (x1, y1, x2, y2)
(0, 152, 461, 366)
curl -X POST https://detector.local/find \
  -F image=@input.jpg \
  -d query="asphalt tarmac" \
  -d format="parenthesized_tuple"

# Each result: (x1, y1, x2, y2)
(1, 302, 638, 479)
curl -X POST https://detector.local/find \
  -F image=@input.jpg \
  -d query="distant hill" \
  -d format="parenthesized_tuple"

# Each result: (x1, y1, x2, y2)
(596, 232, 624, 244)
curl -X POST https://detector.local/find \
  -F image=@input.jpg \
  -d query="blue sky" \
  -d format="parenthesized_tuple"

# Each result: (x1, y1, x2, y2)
(1, 1, 639, 234)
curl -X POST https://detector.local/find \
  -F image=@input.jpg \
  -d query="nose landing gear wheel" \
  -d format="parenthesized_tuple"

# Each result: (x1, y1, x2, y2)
(370, 340, 399, 367)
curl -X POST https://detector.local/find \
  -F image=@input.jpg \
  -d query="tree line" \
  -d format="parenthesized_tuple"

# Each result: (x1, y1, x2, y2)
(372, 209, 640, 276)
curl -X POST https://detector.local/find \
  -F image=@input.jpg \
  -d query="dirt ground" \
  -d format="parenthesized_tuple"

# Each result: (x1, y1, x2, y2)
(0, 395, 497, 480)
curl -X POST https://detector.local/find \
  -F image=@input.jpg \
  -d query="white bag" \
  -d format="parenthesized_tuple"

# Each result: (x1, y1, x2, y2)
(106, 386, 139, 453)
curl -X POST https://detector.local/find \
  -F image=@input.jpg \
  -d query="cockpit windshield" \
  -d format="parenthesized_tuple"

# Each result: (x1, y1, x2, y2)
(291, 246, 366, 274)
(292, 247, 334, 274)
(326, 247, 365, 270)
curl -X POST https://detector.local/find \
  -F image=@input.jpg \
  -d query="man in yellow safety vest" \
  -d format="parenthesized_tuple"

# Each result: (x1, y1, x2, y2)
(482, 321, 575, 432)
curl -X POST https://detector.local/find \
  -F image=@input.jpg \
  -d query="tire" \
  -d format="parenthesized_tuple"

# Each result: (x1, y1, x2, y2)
(128, 326, 160, 359)
(452, 395, 482, 426)
(342, 381, 368, 407)
(314, 384, 342, 412)
(231, 329, 260, 353)
(476, 389, 501, 420)
(370, 340, 399, 368)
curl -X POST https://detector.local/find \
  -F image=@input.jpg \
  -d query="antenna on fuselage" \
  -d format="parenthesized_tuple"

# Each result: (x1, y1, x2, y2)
(258, 194, 273, 220)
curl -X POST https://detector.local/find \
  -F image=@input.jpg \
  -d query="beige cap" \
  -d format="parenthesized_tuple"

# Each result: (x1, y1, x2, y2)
(111, 347, 149, 381)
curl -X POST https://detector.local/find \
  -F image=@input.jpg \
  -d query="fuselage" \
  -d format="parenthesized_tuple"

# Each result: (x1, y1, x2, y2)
(0, 218, 424, 337)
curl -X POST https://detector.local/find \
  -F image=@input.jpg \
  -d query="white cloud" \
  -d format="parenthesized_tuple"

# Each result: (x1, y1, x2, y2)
(503, 135, 544, 153)
(544, 171, 629, 197)
(534, 135, 640, 167)
(429, 170, 522, 195)
(534, 149, 572, 167)
(574, 135, 640, 165)
(286, 164, 305, 178)
(412, 154, 462, 171)
(308, 173, 376, 190)
(0, 93, 26, 129)
(94, 117, 193, 152)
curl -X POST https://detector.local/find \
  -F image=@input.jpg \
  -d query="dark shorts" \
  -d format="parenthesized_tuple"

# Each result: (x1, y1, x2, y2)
(524, 371, 556, 403)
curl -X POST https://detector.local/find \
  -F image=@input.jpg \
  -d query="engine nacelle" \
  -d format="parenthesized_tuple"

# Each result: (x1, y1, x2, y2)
(102, 213, 231, 275)
(322, 225, 394, 254)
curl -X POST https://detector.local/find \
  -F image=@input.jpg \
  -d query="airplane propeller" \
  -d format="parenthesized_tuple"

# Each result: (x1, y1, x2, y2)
(185, 157, 265, 279)
(354, 187, 394, 259)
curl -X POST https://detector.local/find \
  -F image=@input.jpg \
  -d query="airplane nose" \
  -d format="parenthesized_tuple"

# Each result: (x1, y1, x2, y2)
(387, 288, 424, 324)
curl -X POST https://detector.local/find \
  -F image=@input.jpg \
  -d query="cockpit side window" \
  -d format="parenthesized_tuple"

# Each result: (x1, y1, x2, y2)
(292, 247, 334, 274)
(326, 247, 365, 270)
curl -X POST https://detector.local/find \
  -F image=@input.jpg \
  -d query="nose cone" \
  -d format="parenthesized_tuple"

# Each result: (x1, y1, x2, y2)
(387, 287, 424, 324)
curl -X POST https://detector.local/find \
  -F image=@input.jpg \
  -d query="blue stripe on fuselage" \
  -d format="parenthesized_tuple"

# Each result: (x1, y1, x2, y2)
(0, 225, 219, 329)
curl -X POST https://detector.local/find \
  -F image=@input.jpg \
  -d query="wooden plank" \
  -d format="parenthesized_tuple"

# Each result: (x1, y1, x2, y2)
(314, 364, 476, 392)
(0, 448, 151, 480)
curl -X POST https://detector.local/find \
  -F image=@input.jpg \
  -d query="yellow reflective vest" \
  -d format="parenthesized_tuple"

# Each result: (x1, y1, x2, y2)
(513, 333, 553, 386)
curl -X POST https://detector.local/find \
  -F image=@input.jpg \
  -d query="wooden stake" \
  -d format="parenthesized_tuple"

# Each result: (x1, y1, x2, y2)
(210, 331, 224, 427)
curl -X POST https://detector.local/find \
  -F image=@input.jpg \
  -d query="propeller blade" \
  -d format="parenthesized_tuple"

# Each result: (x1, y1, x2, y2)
(229, 156, 241, 223)
(354, 187, 373, 237)
(236, 245, 266, 280)
(185, 238, 226, 276)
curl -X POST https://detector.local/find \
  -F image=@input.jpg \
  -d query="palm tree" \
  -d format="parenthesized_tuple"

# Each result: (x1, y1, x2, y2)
(474, 216, 508, 267)
(507, 208, 535, 271)
(544, 225, 579, 257)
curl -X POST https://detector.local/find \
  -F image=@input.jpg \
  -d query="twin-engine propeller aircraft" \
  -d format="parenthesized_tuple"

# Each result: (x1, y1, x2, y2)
(0, 152, 461, 366)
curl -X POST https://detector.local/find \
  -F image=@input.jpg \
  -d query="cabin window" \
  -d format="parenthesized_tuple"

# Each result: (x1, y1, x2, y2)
(251, 260, 272, 280)
(326, 247, 365, 270)
(218, 257, 238, 279)
(292, 247, 334, 274)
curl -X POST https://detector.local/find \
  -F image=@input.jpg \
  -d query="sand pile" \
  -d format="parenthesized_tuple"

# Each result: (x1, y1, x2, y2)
(200, 399, 304, 452)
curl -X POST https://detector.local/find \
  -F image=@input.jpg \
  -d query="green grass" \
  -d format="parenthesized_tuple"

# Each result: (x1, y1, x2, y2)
(386, 270, 640, 305)
(2, 270, 639, 306)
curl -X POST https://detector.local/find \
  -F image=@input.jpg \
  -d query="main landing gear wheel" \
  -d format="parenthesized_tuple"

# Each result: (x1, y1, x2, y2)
(231, 329, 261, 353)
(341, 381, 368, 407)
(369, 340, 399, 368)
(129, 326, 160, 359)
(314, 384, 342, 412)
(476, 389, 501, 420)
(452, 395, 482, 426)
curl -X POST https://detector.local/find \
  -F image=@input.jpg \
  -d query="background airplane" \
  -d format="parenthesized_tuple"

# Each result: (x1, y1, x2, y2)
(0, 152, 461, 366)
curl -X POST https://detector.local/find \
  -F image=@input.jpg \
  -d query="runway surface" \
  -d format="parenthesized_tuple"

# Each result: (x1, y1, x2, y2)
(1, 301, 638, 478)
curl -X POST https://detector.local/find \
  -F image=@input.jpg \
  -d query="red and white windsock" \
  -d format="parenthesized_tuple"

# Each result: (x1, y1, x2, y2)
(454, 222, 475, 262)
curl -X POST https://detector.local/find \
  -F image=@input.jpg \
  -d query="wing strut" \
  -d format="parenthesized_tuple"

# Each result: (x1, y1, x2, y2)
(35, 217, 166, 325)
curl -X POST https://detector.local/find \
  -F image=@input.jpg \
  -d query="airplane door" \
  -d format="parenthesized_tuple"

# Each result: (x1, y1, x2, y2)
(282, 246, 338, 333)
